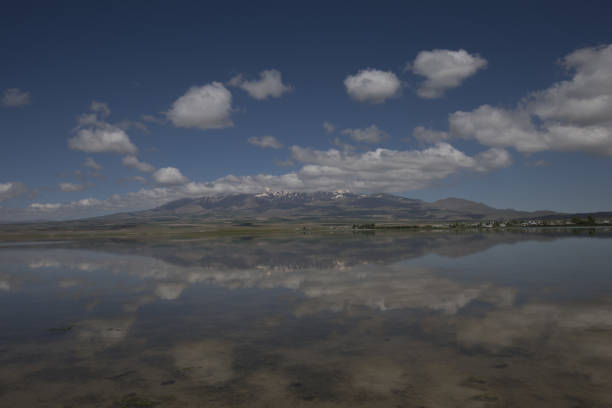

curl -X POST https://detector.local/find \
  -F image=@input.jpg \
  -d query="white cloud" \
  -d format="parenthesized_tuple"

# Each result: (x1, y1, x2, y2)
(69, 125, 138, 155)
(527, 45, 612, 126)
(471, 147, 512, 172)
(341, 124, 388, 144)
(424, 44, 612, 156)
(90, 100, 110, 117)
(29, 203, 63, 211)
(30, 198, 101, 211)
(288, 143, 511, 191)
(344, 69, 402, 103)
(247, 135, 283, 149)
(83, 157, 103, 171)
(229, 69, 292, 100)
(449, 105, 546, 152)
(68, 103, 138, 154)
(167, 143, 510, 196)
(167, 82, 233, 130)
(152, 167, 189, 185)
(412, 126, 450, 144)
(412, 49, 487, 98)
(0, 182, 27, 202)
(122, 155, 155, 173)
(2, 88, 31, 107)
(323, 121, 336, 134)
(332, 137, 355, 152)
(59, 182, 87, 192)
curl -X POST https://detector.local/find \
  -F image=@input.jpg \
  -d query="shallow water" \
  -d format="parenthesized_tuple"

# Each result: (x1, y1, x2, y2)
(1, 230, 612, 407)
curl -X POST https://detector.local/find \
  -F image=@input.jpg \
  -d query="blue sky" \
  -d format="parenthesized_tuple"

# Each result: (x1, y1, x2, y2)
(2, 0, 612, 220)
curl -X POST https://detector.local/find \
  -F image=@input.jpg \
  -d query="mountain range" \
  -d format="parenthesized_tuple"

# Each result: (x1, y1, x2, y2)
(99, 191, 558, 223)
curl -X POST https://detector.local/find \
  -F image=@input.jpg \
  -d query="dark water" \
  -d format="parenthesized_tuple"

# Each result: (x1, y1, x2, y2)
(1, 230, 612, 407)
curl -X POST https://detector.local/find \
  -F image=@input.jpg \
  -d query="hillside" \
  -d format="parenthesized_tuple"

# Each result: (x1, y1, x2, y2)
(112, 191, 557, 223)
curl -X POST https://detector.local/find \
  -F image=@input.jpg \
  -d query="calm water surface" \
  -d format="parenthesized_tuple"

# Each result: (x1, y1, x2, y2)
(1, 230, 612, 407)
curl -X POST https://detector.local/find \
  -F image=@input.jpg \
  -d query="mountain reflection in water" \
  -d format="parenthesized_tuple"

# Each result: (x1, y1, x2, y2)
(1, 230, 612, 407)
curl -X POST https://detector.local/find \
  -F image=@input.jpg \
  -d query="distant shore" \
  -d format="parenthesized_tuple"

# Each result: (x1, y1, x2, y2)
(0, 220, 610, 242)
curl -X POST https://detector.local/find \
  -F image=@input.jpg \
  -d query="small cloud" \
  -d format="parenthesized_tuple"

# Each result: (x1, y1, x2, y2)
(229, 69, 292, 100)
(341, 124, 388, 144)
(323, 121, 336, 134)
(411, 49, 487, 99)
(2, 88, 31, 107)
(248, 135, 283, 149)
(30, 202, 63, 211)
(90, 101, 110, 117)
(332, 137, 355, 152)
(412, 126, 450, 144)
(167, 82, 233, 130)
(121, 155, 155, 173)
(152, 167, 188, 185)
(68, 102, 138, 154)
(30, 198, 101, 212)
(69, 126, 137, 155)
(0, 182, 28, 202)
(344, 69, 402, 103)
(59, 182, 87, 192)
(83, 157, 103, 171)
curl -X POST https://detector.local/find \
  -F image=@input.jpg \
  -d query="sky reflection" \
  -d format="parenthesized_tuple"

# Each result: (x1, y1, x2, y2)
(1, 231, 612, 407)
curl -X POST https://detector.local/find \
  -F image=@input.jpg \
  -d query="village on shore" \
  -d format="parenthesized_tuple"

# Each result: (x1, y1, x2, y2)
(350, 215, 612, 231)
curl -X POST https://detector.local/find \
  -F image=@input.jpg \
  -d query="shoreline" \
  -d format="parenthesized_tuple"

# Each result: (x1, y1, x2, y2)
(0, 223, 610, 242)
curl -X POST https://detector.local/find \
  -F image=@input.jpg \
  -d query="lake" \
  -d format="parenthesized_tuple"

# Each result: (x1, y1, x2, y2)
(1, 229, 612, 407)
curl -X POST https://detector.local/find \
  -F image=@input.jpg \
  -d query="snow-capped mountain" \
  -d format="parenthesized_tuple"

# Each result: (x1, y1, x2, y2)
(125, 191, 556, 221)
